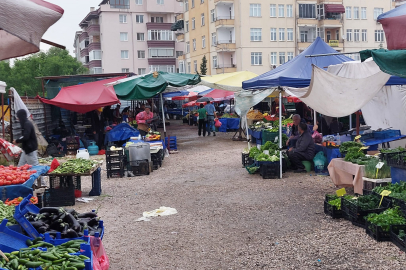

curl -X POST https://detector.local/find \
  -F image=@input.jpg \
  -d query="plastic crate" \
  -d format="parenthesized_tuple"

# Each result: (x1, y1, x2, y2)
(381, 150, 406, 163)
(351, 132, 374, 141)
(132, 161, 150, 176)
(44, 185, 76, 207)
(165, 136, 177, 150)
(366, 222, 391, 242)
(390, 225, 406, 252)
(0, 219, 31, 253)
(106, 148, 125, 157)
(261, 131, 279, 145)
(242, 153, 250, 167)
(324, 195, 343, 219)
(106, 161, 124, 170)
(107, 168, 125, 179)
(362, 177, 391, 191)
(245, 163, 259, 174)
(374, 130, 401, 140)
(259, 162, 280, 179)
(391, 167, 406, 184)
(49, 175, 79, 190)
(386, 152, 406, 169)
(14, 195, 41, 238)
(89, 168, 102, 196)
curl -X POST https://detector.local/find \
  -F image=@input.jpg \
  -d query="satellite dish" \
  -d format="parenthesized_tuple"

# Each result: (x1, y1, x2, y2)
(342, 34, 346, 40)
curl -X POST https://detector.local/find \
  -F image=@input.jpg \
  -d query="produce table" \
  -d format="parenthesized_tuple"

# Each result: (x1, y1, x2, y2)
(362, 135, 406, 148)
(315, 145, 341, 164)
(328, 158, 365, 194)
(218, 118, 240, 132)
(248, 129, 262, 143)
(124, 139, 166, 152)
(0, 166, 50, 201)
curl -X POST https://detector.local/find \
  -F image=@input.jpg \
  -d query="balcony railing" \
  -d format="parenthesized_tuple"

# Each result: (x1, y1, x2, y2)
(216, 16, 235, 21)
(299, 37, 317, 43)
(215, 64, 236, 69)
(216, 40, 235, 44)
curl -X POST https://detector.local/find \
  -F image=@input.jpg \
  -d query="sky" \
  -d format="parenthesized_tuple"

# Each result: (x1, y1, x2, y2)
(40, 0, 101, 55)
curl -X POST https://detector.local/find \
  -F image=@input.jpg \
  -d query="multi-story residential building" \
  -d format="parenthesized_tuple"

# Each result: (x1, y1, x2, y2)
(177, 0, 394, 75)
(73, 0, 184, 74)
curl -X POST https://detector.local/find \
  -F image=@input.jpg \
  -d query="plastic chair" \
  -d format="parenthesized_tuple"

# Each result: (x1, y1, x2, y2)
(301, 160, 312, 172)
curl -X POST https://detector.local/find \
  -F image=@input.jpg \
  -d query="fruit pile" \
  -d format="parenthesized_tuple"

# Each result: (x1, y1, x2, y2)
(0, 165, 36, 186)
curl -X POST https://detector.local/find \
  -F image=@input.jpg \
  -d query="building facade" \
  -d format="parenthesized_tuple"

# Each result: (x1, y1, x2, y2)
(178, 0, 394, 75)
(73, 0, 184, 74)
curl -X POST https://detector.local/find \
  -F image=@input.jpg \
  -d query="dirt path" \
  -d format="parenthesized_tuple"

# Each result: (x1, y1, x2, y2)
(75, 121, 406, 270)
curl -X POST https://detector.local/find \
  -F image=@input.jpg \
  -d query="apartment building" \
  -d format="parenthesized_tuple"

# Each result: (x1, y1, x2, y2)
(178, 0, 394, 75)
(73, 0, 184, 74)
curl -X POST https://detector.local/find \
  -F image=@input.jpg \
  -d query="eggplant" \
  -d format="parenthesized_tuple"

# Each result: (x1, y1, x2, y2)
(37, 225, 48, 234)
(50, 220, 63, 231)
(39, 207, 63, 214)
(77, 212, 97, 219)
(66, 229, 79, 238)
(64, 213, 81, 232)
(67, 209, 78, 217)
(30, 221, 47, 229)
(61, 224, 69, 235)
(87, 218, 100, 227)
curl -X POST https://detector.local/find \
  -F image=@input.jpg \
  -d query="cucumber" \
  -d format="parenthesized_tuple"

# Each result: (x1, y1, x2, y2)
(25, 261, 43, 267)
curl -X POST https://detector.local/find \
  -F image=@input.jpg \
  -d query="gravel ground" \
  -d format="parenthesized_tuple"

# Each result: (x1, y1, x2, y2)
(73, 121, 406, 270)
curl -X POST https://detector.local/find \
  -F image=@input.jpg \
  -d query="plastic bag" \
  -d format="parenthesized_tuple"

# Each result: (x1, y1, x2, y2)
(214, 119, 222, 128)
(312, 130, 322, 144)
(90, 236, 110, 270)
(48, 159, 60, 173)
(313, 151, 327, 168)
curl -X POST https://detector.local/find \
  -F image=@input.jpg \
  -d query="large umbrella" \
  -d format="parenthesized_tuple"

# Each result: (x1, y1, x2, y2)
(0, 0, 64, 60)
(196, 97, 214, 103)
(201, 71, 258, 92)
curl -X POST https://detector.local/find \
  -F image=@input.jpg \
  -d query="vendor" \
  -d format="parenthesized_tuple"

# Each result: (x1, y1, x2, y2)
(113, 105, 121, 123)
(271, 98, 285, 116)
(286, 114, 301, 147)
(91, 108, 105, 149)
(287, 122, 315, 173)
(136, 105, 154, 136)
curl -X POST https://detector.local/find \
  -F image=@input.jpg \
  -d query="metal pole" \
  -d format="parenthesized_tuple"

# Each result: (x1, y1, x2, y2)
(349, 114, 352, 129)
(314, 109, 317, 127)
(41, 79, 49, 137)
(279, 90, 282, 179)
(246, 115, 250, 149)
(160, 93, 166, 137)
(305, 51, 360, 58)
(1, 94, 4, 139)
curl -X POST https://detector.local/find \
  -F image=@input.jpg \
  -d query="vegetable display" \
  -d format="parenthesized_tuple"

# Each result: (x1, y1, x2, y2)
(0, 201, 17, 225)
(261, 141, 279, 152)
(366, 207, 406, 232)
(344, 147, 366, 163)
(249, 147, 261, 158)
(0, 239, 88, 270)
(5, 197, 38, 206)
(345, 195, 382, 211)
(373, 182, 406, 202)
(364, 159, 391, 179)
(327, 194, 352, 210)
(0, 165, 36, 186)
(52, 159, 97, 175)
(247, 110, 263, 120)
(380, 147, 405, 154)
(247, 166, 259, 174)
(221, 113, 238, 118)
(25, 207, 102, 238)
(255, 153, 280, 162)
(339, 141, 363, 153)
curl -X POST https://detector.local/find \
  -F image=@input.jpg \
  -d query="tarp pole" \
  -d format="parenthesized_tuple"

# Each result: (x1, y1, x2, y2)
(279, 90, 282, 179)
(314, 110, 317, 126)
(349, 114, 352, 129)
(246, 115, 250, 149)
(160, 93, 167, 137)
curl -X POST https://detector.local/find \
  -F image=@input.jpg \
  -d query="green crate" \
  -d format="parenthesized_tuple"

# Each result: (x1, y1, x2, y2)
(262, 131, 279, 145)
(245, 163, 259, 174)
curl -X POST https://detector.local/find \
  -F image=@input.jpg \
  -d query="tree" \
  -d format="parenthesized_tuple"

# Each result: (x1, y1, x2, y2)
(200, 55, 207, 75)
(0, 48, 88, 97)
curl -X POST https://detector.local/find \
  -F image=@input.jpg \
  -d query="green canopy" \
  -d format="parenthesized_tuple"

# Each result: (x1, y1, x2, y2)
(113, 71, 201, 100)
(360, 49, 406, 78)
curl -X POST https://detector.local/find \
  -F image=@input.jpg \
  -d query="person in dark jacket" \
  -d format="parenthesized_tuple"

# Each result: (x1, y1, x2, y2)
(103, 106, 113, 126)
(91, 108, 105, 149)
(287, 122, 315, 173)
(13, 109, 39, 167)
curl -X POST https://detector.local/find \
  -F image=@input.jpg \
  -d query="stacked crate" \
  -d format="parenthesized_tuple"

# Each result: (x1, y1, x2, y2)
(106, 149, 125, 178)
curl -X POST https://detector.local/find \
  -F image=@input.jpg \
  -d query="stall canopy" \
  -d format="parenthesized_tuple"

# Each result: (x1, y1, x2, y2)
(202, 89, 234, 101)
(201, 71, 258, 92)
(37, 76, 125, 114)
(172, 92, 198, 101)
(162, 91, 189, 99)
(111, 72, 201, 100)
(185, 85, 211, 94)
(378, 4, 406, 50)
(360, 49, 406, 78)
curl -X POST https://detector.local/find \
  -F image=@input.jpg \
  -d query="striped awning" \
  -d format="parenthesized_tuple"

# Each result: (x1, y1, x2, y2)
(324, 4, 345, 13)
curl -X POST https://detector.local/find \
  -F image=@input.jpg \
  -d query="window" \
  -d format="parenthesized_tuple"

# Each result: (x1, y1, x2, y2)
(287, 5, 293, 17)
(186, 42, 190, 53)
(148, 30, 173, 40)
(110, 0, 129, 9)
(361, 7, 367, 19)
(122, 68, 130, 72)
(287, 52, 294, 61)
(179, 61, 185, 73)
(346, 7, 351, 19)
(211, 33, 217, 46)
(346, 29, 352, 41)
(151, 17, 164, 23)
(191, 0, 194, 8)
(270, 28, 276, 41)
(287, 28, 293, 41)
(187, 62, 191, 73)
(121, 50, 129, 59)
(201, 13, 205, 26)
(202, 36, 206, 48)
(270, 52, 277, 65)
(120, 32, 128, 41)
(375, 30, 384, 42)
(279, 52, 285, 65)
(148, 48, 174, 58)
(185, 0, 189, 11)
(193, 39, 196, 51)
(251, 52, 262, 65)
(137, 33, 145, 41)
(270, 4, 276, 17)
(176, 51, 183, 58)
(135, 0, 142, 4)
(201, 0, 204, 3)
(192, 18, 195, 29)
(250, 4, 261, 17)
(136, 15, 144, 23)
(157, 0, 164, 4)
(89, 50, 101, 61)
(213, 56, 217, 68)
(362, 29, 367, 42)
(137, 50, 145, 58)
(250, 28, 262, 41)
(354, 7, 359, 19)
(354, 29, 360, 42)
(278, 5, 284, 17)
(299, 4, 316, 18)
(194, 60, 197, 72)
(374, 8, 383, 20)
(138, 68, 146, 75)
(119, 14, 127, 23)
(211, 9, 215, 22)
(92, 67, 103, 74)
(185, 21, 189, 32)
(279, 28, 285, 41)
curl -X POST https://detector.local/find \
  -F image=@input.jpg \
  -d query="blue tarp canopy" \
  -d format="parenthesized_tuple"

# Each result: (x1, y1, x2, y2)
(162, 91, 189, 98)
(242, 37, 406, 89)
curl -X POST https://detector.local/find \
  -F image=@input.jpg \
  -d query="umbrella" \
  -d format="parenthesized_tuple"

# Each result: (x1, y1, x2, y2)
(196, 97, 214, 103)
(0, 0, 64, 61)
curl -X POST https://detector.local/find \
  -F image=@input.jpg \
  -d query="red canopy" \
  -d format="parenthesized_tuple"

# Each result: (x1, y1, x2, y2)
(324, 4, 345, 13)
(202, 89, 234, 101)
(37, 76, 125, 113)
(172, 92, 198, 101)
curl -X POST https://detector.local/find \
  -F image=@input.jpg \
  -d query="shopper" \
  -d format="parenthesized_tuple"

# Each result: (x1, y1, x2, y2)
(287, 122, 315, 173)
(271, 98, 286, 116)
(197, 104, 207, 137)
(13, 109, 39, 167)
(91, 108, 105, 149)
(113, 105, 121, 123)
(204, 101, 217, 136)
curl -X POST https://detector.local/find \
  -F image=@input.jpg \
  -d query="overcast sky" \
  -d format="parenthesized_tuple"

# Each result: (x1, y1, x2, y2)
(40, 0, 101, 55)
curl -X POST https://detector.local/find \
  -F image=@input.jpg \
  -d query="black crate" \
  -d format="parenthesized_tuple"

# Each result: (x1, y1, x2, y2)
(106, 161, 124, 170)
(381, 151, 406, 163)
(131, 161, 150, 176)
(106, 155, 125, 163)
(42, 186, 75, 207)
(49, 175, 79, 190)
(347, 214, 367, 229)
(324, 195, 343, 219)
(363, 179, 391, 192)
(151, 152, 163, 168)
(242, 153, 250, 168)
(386, 152, 406, 169)
(366, 222, 391, 242)
(106, 149, 125, 158)
(390, 225, 406, 252)
(259, 162, 280, 179)
(107, 168, 124, 179)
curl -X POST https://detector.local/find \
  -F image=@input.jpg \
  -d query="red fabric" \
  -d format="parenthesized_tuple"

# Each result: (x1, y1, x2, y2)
(172, 92, 198, 101)
(324, 4, 345, 13)
(36, 77, 126, 114)
(285, 96, 302, 103)
(48, 158, 60, 173)
(202, 89, 234, 101)
(380, 16, 406, 50)
(136, 111, 154, 124)
(30, 0, 65, 14)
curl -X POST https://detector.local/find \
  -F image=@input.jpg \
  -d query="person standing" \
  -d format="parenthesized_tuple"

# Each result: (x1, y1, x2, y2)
(271, 98, 286, 116)
(13, 109, 39, 167)
(197, 104, 207, 137)
(204, 101, 217, 136)
(113, 105, 121, 123)
(136, 105, 154, 136)
(91, 108, 105, 149)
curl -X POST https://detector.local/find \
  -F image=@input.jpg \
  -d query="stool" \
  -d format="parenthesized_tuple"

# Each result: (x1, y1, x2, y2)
(301, 161, 312, 172)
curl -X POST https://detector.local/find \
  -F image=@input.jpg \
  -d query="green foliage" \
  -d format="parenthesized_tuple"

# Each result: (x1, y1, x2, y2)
(367, 207, 406, 232)
(346, 195, 381, 211)
(200, 55, 207, 75)
(339, 141, 363, 153)
(249, 147, 261, 158)
(374, 182, 406, 195)
(261, 141, 278, 152)
(344, 147, 365, 163)
(0, 47, 88, 97)
(364, 158, 391, 179)
(398, 230, 406, 239)
(380, 147, 405, 154)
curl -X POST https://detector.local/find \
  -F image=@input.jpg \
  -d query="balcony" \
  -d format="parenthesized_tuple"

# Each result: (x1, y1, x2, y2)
(86, 24, 100, 36)
(88, 42, 101, 52)
(215, 41, 236, 51)
(177, 54, 185, 60)
(215, 16, 235, 28)
(176, 14, 183, 21)
(146, 22, 172, 30)
(147, 40, 176, 48)
(328, 39, 343, 49)
(214, 0, 234, 3)
(80, 48, 88, 58)
(148, 58, 176, 65)
(177, 34, 184, 42)
(297, 18, 318, 26)
(79, 32, 88, 42)
(88, 60, 102, 69)
(215, 65, 237, 73)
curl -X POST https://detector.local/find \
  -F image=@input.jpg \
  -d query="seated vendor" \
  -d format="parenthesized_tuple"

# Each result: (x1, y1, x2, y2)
(286, 114, 301, 147)
(136, 105, 154, 136)
(287, 123, 315, 173)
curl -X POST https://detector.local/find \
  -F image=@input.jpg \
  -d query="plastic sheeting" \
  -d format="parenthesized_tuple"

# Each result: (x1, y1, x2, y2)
(202, 71, 258, 92)
(202, 89, 234, 101)
(107, 123, 140, 142)
(11, 88, 31, 119)
(360, 49, 406, 78)
(378, 4, 406, 50)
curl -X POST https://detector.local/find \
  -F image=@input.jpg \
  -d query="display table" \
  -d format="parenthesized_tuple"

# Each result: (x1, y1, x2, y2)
(248, 129, 262, 143)
(218, 118, 240, 132)
(328, 158, 365, 194)
(315, 145, 341, 164)
(362, 135, 406, 148)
